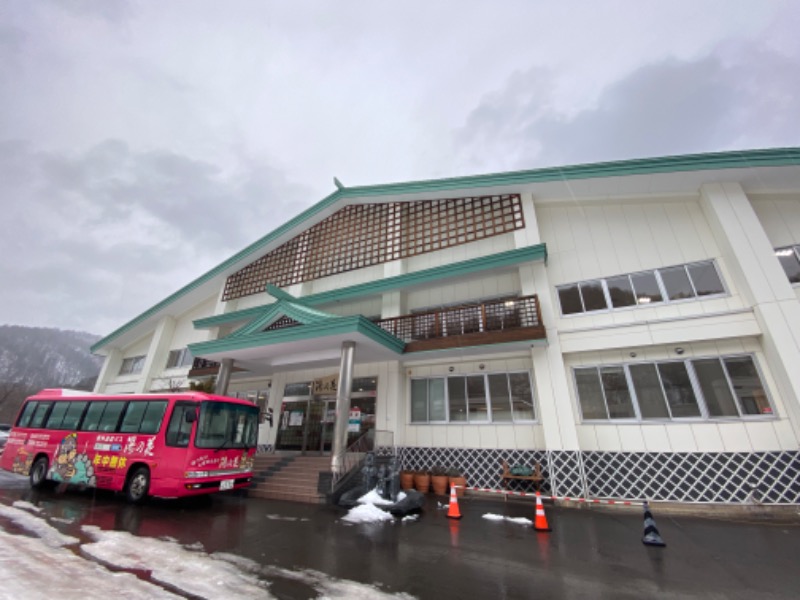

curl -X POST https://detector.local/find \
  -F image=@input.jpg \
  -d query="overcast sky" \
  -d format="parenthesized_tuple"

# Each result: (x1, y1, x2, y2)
(2, 1, 799, 337)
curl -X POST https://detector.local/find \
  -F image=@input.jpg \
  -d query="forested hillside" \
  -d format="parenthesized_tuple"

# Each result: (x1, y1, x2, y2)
(0, 325, 102, 422)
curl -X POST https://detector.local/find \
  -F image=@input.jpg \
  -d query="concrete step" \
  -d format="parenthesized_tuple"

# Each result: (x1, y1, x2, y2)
(248, 454, 329, 504)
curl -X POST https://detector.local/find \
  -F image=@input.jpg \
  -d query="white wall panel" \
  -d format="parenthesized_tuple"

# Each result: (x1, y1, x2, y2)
(665, 425, 698, 451)
(744, 421, 782, 451)
(594, 426, 623, 451)
(717, 422, 751, 452)
(577, 426, 599, 451)
(641, 424, 671, 452)
(617, 426, 647, 452)
(691, 424, 725, 452)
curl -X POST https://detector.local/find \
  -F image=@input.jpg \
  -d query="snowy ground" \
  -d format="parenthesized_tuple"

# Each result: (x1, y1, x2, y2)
(0, 497, 417, 600)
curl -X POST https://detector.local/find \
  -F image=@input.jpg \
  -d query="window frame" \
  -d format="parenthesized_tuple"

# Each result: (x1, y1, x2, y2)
(410, 371, 537, 424)
(774, 245, 800, 285)
(119, 355, 146, 376)
(573, 354, 775, 424)
(556, 260, 727, 317)
(165, 348, 194, 370)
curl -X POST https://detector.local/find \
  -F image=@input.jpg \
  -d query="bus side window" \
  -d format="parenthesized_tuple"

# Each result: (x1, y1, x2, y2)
(120, 401, 147, 433)
(45, 402, 70, 429)
(98, 402, 126, 432)
(81, 402, 107, 431)
(29, 402, 53, 429)
(166, 404, 193, 447)
(61, 401, 88, 430)
(140, 401, 167, 434)
(16, 402, 38, 427)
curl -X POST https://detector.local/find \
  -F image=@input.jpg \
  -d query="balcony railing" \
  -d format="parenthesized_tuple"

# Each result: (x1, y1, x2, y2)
(188, 357, 221, 377)
(375, 295, 545, 351)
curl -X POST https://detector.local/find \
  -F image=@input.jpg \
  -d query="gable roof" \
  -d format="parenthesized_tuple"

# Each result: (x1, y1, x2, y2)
(92, 147, 800, 353)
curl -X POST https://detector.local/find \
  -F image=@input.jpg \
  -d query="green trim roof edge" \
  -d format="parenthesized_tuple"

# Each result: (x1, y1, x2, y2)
(92, 147, 800, 353)
(187, 315, 405, 356)
(193, 243, 547, 329)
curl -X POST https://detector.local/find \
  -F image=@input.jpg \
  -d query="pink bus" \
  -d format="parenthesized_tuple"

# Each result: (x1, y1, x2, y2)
(0, 389, 259, 503)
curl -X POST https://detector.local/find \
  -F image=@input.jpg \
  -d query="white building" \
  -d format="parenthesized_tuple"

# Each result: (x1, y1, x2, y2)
(92, 148, 800, 504)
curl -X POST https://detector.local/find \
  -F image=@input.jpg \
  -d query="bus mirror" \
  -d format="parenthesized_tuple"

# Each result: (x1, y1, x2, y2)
(185, 409, 198, 423)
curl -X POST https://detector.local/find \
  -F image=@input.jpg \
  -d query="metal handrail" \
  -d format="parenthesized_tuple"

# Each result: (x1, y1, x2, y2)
(331, 431, 372, 490)
(330, 429, 395, 491)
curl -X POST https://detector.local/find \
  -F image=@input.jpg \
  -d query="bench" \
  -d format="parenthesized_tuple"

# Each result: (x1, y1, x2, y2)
(501, 460, 543, 492)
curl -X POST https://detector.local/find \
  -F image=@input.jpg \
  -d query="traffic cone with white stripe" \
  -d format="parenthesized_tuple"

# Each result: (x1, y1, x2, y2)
(446, 483, 462, 519)
(641, 501, 666, 547)
(533, 491, 551, 532)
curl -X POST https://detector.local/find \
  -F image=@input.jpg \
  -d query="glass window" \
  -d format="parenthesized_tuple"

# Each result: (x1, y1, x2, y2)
(119, 355, 146, 375)
(488, 373, 512, 422)
(692, 359, 738, 417)
(629, 364, 670, 419)
(82, 402, 106, 431)
(558, 284, 583, 315)
(166, 349, 193, 369)
(580, 280, 608, 312)
(659, 266, 695, 300)
(600, 366, 636, 418)
(120, 402, 148, 433)
(30, 402, 53, 428)
(509, 372, 535, 420)
(724, 357, 772, 415)
(140, 401, 168, 434)
(657, 362, 700, 418)
(410, 379, 428, 422)
(16, 402, 38, 427)
(687, 261, 725, 296)
(195, 401, 259, 449)
(466, 375, 488, 422)
(45, 402, 69, 429)
(630, 271, 663, 305)
(775, 247, 800, 284)
(447, 377, 468, 422)
(429, 379, 446, 421)
(575, 368, 607, 419)
(607, 275, 637, 308)
(62, 402, 88, 430)
(283, 382, 311, 397)
(166, 403, 195, 447)
(98, 402, 126, 432)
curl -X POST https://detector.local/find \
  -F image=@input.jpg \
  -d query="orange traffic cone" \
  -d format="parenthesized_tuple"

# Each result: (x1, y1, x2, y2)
(446, 483, 462, 519)
(533, 491, 551, 532)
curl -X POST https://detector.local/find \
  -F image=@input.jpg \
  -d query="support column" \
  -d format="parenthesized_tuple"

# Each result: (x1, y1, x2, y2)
(700, 182, 800, 442)
(94, 348, 122, 393)
(331, 341, 356, 474)
(135, 316, 176, 393)
(214, 358, 234, 395)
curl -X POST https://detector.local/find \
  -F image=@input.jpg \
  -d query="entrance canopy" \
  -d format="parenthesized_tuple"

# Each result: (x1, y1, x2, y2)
(188, 294, 404, 376)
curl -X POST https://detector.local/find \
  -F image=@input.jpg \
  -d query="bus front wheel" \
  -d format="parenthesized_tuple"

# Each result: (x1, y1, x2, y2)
(30, 456, 49, 489)
(125, 466, 150, 504)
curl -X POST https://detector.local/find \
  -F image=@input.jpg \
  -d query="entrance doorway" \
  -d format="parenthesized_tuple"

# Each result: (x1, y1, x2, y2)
(275, 390, 376, 455)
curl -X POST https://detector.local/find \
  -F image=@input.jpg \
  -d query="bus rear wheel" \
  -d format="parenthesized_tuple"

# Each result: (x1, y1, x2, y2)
(30, 456, 49, 489)
(125, 466, 150, 504)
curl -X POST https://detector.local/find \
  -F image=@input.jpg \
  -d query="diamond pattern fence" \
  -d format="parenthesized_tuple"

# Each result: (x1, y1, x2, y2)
(397, 447, 800, 504)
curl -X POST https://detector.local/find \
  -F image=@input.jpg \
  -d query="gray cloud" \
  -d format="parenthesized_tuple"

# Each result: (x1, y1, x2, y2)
(456, 46, 800, 171)
(0, 140, 314, 334)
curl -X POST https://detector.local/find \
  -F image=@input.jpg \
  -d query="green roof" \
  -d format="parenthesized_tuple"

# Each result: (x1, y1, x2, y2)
(92, 147, 800, 353)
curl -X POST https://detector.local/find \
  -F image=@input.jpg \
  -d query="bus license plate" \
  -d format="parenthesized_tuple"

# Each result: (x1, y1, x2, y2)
(220, 479, 234, 491)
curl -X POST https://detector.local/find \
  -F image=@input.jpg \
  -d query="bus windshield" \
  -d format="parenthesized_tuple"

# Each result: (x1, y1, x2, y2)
(195, 401, 259, 450)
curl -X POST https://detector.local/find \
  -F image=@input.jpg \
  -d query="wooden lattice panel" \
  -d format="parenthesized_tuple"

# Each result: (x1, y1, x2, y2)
(223, 194, 524, 301)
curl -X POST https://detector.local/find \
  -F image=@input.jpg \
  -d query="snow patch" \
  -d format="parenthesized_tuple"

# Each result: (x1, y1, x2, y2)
(482, 513, 533, 526)
(341, 503, 396, 524)
(81, 525, 272, 599)
(0, 504, 79, 547)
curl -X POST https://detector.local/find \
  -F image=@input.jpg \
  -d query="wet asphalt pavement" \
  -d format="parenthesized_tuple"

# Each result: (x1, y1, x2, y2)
(1, 470, 799, 599)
